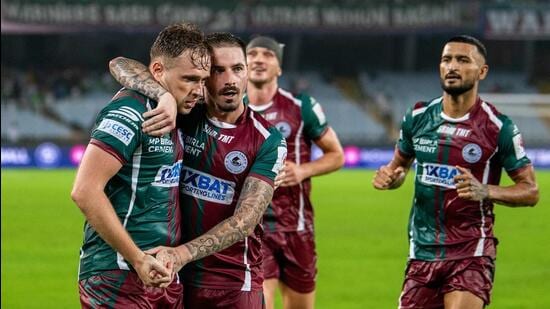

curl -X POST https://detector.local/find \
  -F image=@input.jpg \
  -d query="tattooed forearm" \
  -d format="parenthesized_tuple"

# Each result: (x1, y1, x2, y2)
(109, 57, 167, 100)
(184, 177, 274, 262)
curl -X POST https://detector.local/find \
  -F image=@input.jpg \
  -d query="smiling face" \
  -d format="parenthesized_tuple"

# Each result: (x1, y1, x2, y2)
(205, 46, 248, 113)
(246, 46, 281, 86)
(439, 42, 488, 96)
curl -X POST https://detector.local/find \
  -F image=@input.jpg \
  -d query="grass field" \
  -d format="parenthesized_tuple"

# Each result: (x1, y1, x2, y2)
(2, 169, 549, 308)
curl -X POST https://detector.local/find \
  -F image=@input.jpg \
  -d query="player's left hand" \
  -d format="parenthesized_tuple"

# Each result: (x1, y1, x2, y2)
(142, 92, 177, 136)
(280, 161, 305, 187)
(145, 246, 188, 288)
(454, 166, 489, 201)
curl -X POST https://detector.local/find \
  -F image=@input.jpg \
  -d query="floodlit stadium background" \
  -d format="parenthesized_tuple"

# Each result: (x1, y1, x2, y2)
(2, 1, 549, 308)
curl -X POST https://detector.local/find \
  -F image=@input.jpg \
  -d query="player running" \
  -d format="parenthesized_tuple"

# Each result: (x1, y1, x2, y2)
(372, 35, 539, 309)
(245, 35, 344, 309)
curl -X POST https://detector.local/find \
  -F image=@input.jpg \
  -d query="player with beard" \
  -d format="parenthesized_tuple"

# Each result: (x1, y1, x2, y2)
(372, 35, 539, 309)
(245, 36, 344, 309)
(109, 32, 287, 308)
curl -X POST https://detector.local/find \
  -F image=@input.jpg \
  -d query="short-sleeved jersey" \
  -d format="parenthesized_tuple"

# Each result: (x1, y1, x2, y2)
(78, 89, 184, 280)
(397, 96, 531, 261)
(247, 89, 329, 232)
(177, 103, 287, 291)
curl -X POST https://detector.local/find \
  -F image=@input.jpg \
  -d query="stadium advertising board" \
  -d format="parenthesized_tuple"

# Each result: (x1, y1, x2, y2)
(3, 144, 550, 169)
(1, 0, 475, 34)
(483, 3, 550, 39)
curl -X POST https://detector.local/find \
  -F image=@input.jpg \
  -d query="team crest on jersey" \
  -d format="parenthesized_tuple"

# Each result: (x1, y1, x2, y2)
(224, 151, 248, 174)
(275, 122, 292, 138)
(462, 143, 482, 163)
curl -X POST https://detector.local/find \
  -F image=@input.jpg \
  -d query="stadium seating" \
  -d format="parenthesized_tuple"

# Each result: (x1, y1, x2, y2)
(360, 71, 550, 146)
(1, 101, 73, 140)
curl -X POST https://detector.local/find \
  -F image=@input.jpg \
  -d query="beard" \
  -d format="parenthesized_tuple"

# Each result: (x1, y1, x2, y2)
(217, 100, 240, 112)
(440, 78, 475, 96)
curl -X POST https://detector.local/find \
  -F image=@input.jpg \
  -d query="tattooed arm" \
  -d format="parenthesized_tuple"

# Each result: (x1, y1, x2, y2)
(147, 176, 274, 277)
(109, 57, 176, 136)
(109, 57, 167, 100)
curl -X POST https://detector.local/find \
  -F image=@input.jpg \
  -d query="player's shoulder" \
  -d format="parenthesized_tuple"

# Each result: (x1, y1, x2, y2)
(103, 88, 151, 118)
(248, 107, 285, 141)
(477, 98, 517, 131)
(406, 96, 442, 119)
(479, 99, 509, 121)
(276, 88, 304, 107)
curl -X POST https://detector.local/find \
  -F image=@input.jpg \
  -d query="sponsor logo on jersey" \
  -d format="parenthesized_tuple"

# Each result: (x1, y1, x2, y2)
(203, 123, 235, 144)
(264, 112, 278, 121)
(275, 121, 292, 138)
(181, 167, 235, 205)
(97, 119, 134, 146)
(272, 145, 288, 174)
(224, 151, 248, 174)
(413, 137, 437, 153)
(462, 143, 482, 163)
(147, 137, 174, 153)
(153, 160, 182, 187)
(420, 163, 459, 188)
(513, 134, 526, 160)
(311, 100, 327, 125)
(437, 125, 471, 137)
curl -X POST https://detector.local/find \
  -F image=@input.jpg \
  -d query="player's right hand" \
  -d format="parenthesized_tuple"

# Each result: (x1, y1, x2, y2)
(372, 165, 405, 190)
(133, 252, 172, 288)
(142, 92, 177, 136)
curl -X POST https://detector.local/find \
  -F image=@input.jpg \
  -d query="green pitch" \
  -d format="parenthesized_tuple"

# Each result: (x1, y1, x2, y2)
(2, 169, 549, 308)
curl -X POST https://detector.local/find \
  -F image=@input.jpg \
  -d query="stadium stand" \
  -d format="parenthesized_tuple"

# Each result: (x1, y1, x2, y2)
(360, 71, 550, 146)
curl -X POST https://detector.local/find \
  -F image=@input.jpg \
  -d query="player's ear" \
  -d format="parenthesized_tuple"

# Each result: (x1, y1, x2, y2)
(479, 64, 489, 81)
(150, 58, 165, 80)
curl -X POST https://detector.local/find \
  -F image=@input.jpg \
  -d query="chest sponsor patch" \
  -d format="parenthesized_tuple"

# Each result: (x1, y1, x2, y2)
(153, 160, 182, 187)
(97, 119, 135, 146)
(224, 151, 248, 174)
(181, 167, 235, 205)
(420, 163, 459, 189)
(462, 143, 482, 163)
(275, 121, 292, 138)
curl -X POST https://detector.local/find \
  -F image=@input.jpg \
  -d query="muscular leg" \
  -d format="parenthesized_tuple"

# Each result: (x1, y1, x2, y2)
(263, 278, 279, 309)
(444, 291, 484, 309)
(280, 281, 315, 309)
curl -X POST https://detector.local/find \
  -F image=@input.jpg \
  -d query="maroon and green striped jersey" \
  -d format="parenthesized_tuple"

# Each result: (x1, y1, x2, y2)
(177, 103, 287, 291)
(247, 89, 329, 232)
(397, 96, 531, 261)
(79, 89, 183, 280)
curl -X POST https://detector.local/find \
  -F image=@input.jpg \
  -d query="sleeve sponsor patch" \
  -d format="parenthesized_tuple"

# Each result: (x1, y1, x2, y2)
(513, 134, 526, 160)
(97, 119, 135, 146)
(311, 101, 327, 125)
(271, 145, 288, 174)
